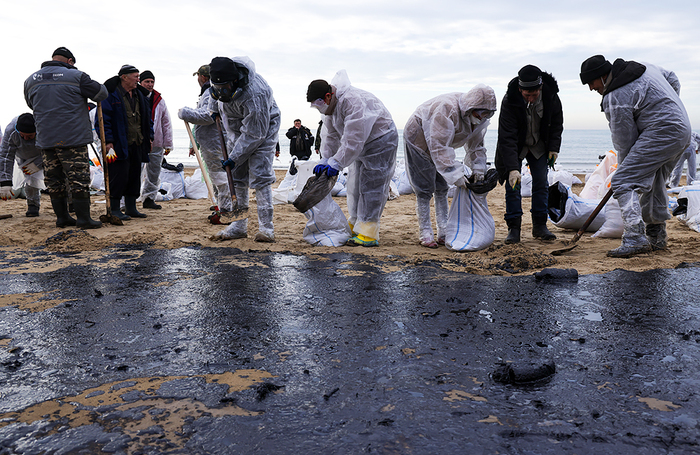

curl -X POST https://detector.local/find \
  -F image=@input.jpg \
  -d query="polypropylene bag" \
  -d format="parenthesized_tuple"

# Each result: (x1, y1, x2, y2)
(548, 182, 606, 232)
(302, 193, 352, 246)
(445, 187, 495, 252)
(159, 168, 186, 199)
(581, 150, 617, 199)
(184, 168, 209, 199)
(293, 173, 338, 213)
(592, 197, 623, 238)
(677, 186, 700, 233)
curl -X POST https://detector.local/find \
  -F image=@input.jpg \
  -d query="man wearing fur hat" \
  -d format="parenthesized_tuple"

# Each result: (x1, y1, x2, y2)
(495, 65, 563, 244)
(580, 55, 691, 258)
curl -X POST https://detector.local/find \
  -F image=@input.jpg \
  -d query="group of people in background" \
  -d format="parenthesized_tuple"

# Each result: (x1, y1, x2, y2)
(1, 47, 694, 259)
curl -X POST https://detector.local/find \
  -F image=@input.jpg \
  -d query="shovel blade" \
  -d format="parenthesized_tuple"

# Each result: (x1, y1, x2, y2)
(100, 214, 124, 226)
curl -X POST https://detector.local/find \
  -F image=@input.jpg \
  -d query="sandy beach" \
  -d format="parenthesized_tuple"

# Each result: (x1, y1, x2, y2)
(1, 168, 698, 276)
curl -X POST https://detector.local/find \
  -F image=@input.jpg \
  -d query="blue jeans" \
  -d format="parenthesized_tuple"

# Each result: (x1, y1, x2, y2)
(505, 152, 549, 221)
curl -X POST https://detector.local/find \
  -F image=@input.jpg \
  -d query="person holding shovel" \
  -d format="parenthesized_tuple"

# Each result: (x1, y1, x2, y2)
(208, 56, 280, 242)
(580, 55, 691, 257)
(23, 47, 107, 229)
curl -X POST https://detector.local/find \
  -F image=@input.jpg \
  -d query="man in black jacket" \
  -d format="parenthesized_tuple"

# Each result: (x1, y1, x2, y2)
(495, 65, 563, 244)
(285, 119, 314, 160)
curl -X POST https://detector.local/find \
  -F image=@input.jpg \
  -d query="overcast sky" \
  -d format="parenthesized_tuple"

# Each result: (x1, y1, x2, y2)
(3, 0, 699, 134)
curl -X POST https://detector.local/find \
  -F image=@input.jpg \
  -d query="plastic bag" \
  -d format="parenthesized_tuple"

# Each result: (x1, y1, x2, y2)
(592, 197, 623, 238)
(302, 193, 351, 246)
(445, 187, 495, 251)
(185, 168, 209, 199)
(159, 168, 186, 199)
(293, 172, 338, 213)
(548, 182, 606, 232)
(581, 150, 617, 199)
(676, 186, 700, 233)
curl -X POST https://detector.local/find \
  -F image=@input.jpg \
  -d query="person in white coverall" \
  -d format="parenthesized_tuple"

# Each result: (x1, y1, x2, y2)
(0, 114, 43, 216)
(209, 56, 280, 242)
(178, 64, 232, 216)
(669, 131, 700, 188)
(306, 70, 398, 247)
(404, 85, 497, 248)
(139, 71, 173, 210)
(580, 55, 691, 257)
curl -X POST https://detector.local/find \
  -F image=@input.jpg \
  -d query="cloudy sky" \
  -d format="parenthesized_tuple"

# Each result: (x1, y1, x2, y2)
(2, 0, 699, 134)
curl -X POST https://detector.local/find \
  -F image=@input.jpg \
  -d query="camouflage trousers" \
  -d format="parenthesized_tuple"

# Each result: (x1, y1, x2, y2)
(41, 146, 91, 196)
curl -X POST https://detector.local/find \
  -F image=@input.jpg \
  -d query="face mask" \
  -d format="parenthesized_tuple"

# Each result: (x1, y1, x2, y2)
(211, 81, 237, 102)
(310, 98, 328, 114)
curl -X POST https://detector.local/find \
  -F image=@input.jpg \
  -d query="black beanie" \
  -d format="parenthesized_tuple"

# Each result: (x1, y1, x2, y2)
(306, 79, 331, 102)
(518, 65, 543, 89)
(52, 46, 75, 62)
(210, 57, 239, 84)
(16, 113, 35, 134)
(118, 64, 139, 76)
(140, 70, 155, 82)
(580, 55, 612, 84)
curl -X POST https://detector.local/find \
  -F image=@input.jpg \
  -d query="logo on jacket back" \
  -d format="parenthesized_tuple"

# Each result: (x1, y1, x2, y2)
(52, 73, 64, 81)
(33, 73, 43, 82)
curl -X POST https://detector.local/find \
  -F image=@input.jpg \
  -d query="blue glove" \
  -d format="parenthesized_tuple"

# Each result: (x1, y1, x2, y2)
(313, 164, 339, 177)
(211, 112, 220, 122)
(221, 158, 235, 170)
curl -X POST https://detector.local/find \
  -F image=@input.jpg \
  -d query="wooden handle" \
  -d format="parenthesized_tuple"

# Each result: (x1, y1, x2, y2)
(184, 121, 217, 206)
(214, 116, 237, 208)
(570, 188, 614, 244)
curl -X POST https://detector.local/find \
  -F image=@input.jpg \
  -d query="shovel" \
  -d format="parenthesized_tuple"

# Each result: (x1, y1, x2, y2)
(214, 116, 247, 219)
(550, 188, 613, 255)
(96, 103, 123, 226)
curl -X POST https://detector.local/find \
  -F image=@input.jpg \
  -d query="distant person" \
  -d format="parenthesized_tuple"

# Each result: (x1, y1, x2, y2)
(0, 114, 43, 217)
(23, 47, 107, 229)
(178, 64, 232, 216)
(669, 132, 700, 188)
(404, 85, 497, 248)
(285, 119, 314, 160)
(100, 65, 154, 221)
(306, 70, 398, 247)
(315, 120, 323, 154)
(209, 56, 280, 242)
(580, 55, 691, 257)
(139, 71, 173, 210)
(495, 64, 563, 244)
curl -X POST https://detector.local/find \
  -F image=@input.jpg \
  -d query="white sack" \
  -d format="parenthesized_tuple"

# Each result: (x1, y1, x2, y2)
(185, 168, 209, 199)
(677, 186, 700, 233)
(302, 193, 352, 246)
(445, 187, 495, 252)
(592, 198, 623, 238)
(548, 182, 606, 232)
(159, 169, 186, 199)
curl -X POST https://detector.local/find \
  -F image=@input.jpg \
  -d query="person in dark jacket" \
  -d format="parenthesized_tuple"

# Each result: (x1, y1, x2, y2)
(99, 65, 154, 221)
(285, 119, 314, 160)
(24, 47, 107, 229)
(495, 65, 563, 244)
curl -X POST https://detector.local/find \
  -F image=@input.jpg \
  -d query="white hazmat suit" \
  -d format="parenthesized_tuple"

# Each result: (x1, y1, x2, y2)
(318, 70, 398, 243)
(403, 85, 497, 247)
(669, 131, 700, 188)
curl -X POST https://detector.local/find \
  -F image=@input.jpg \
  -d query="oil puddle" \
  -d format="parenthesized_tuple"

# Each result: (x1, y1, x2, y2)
(0, 291, 75, 312)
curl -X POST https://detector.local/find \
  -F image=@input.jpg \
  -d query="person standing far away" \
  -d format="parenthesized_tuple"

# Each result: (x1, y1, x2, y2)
(99, 65, 154, 221)
(403, 85, 497, 248)
(0, 114, 44, 217)
(139, 71, 173, 210)
(668, 131, 700, 188)
(23, 47, 108, 229)
(306, 70, 399, 247)
(580, 55, 692, 258)
(314, 120, 323, 155)
(178, 64, 233, 216)
(495, 64, 563, 244)
(285, 119, 314, 161)
(208, 56, 280, 243)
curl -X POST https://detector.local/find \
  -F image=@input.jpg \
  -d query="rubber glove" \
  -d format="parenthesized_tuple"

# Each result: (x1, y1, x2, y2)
(454, 176, 468, 189)
(105, 148, 117, 164)
(548, 151, 558, 170)
(21, 162, 41, 175)
(221, 158, 235, 170)
(0, 186, 14, 201)
(164, 148, 171, 156)
(313, 164, 339, 177)
(508, 170, 521, 190)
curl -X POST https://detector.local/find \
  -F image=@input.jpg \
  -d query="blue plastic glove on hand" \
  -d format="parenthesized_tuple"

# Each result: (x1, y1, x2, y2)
(313, 164, 339, 177)
(221, 158, 235, 170)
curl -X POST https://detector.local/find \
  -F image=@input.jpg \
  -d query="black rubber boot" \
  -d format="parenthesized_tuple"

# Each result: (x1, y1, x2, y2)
(124, 196, 147, 218)
(532, 214, 556, 240)
(50, 196, 77, 228)
(25, 204, 40, 217)
(143, 197, 162, 210)
(110, 198, 131, 221)
(646, 222, 667, 251)
(73, 193, 102, 229)
(505, 217, 521, 244)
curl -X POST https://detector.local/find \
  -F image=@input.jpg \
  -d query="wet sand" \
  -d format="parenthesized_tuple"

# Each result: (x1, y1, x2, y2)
(1, 168, 698, 276)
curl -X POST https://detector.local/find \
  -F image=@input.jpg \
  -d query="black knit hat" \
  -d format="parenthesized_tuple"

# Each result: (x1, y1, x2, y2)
(16, 113, 35, 134)
(118, 64, 139, 76)
(518, 65, 543, 89)
(52, 47, 75, 62)
(306, 80, 331, 102)
(210, 57, 239, 84)
(140, 70, 155, 82)
(580, 55, 612, 84)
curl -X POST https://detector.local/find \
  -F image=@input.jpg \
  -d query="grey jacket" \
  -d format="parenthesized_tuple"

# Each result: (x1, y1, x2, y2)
(178, 82, 222, 155)
(24, 61, 107, 149)
(0, 117, 43, 184)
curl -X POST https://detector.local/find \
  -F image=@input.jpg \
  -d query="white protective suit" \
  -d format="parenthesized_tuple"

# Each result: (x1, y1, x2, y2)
(403, 85, 497, 245)
(210, 57, 280, 240)
(669, 131, 700, 187)
(0, 117, 43, 208)
(141, 91, 174, 202)
(606, 63, 691, 230)
(178, 82, 231, 211)
(319, 70, 398, 240)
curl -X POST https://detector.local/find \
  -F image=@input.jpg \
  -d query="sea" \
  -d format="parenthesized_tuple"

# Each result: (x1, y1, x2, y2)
(167, 128, 616, 175)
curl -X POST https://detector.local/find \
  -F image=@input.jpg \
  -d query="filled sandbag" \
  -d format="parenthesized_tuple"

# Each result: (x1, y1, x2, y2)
(184, 168, 209, 199)
(159, 168, 186, 199)
(302, 193, 352, 246)
(445, 187, 495, 252)
(548, 182, 606, 232)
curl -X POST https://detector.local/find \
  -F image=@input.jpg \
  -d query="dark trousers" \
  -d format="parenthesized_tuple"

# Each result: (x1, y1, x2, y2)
(505, 152, 549, 221)
(108, 145, 143, 200)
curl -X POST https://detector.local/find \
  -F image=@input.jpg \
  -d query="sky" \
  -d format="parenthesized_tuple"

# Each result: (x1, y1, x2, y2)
(3, 0, 700, 135)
